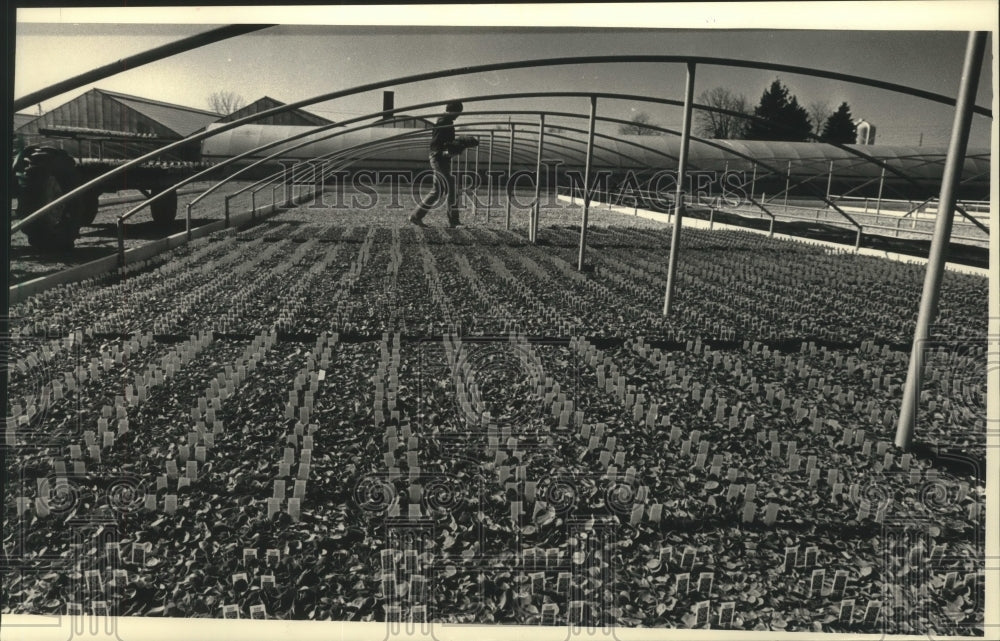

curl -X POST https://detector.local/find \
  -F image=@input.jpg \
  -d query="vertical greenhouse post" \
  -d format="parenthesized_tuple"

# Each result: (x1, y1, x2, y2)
(662, 62, 696, 315)
(576, 96, 598, 271)
(474, 137, 480, 217)
(783, 160, 791, 210)
(506, 124, 515, 230)
(825, 160, 834, 201)
(532, 114, 545, 243)
(896, 31, 986, 451)
(487, 131, 494, 222)
(875, 166, 886, 218)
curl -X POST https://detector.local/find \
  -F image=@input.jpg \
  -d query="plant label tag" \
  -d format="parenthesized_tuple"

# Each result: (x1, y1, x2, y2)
(222, 604, 239, 619)
(243, 548, 257, 564)
(784, 546, 798, 573)
(557, 572, 570, 593)
(530, 571, 545, 594)
(266, 498, 281, 519)
(681, 547, 696, 570)
(742, 502, 755, 523)
(287, 498, 301, 522)
(695, 600, 710, 627)
(810, 568, 825, 596)
(698, 571, 714, 594)
(832, 570, 848, 597)
(411, 574, 426, 600)
(541, 602, 558, 626)
(676, 573, 690, 594)
(763, 503, 778, 525)
(863, 599, 881, 624)
(839, 599, 854, 623)
(164, 494, 177, 514)
(649, 503, 663, 523)
(805, 546, 819, 566)
(719, 601, 735, 628)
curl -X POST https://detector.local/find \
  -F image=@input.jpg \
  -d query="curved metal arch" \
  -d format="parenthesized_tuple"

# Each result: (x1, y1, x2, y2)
(16, 53, 991, 232)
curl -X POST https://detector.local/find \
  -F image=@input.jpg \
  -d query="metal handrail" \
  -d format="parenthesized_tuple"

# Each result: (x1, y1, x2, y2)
(14, 53, 992, 234)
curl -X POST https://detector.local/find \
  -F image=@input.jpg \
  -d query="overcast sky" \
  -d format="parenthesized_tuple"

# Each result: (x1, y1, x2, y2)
(12, 3, 997, 148)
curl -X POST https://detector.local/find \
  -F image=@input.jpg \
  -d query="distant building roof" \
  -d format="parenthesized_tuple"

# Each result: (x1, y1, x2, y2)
(13, 113, 37, 130)
(216, 96, 334, 126)
(97, 88, 221, 137)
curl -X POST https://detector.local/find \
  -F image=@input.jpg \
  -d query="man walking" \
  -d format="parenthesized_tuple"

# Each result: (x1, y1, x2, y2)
(410, 100, 478, 228)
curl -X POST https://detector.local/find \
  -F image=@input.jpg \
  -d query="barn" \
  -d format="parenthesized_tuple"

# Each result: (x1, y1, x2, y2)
(215, 96, 334, 127)
(13, 88, 222, 161)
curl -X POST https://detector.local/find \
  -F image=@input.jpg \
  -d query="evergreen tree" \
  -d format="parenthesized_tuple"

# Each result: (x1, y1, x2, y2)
(744, 79, 813, 141)
(820, 102, 858, 144)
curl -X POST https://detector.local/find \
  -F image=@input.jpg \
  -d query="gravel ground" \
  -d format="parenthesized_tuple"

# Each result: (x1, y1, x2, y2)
(9, 181, 263, 285)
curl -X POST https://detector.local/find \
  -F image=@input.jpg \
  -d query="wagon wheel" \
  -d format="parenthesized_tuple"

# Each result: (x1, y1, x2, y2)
(79, 189, 101, 226)
(150, 189, 178, 225)
(17, 147, 83, 252)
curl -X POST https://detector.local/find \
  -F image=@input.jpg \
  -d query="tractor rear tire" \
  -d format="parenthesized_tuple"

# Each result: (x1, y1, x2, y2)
(150, 189, 178, 225)
(18, 148, 83, 252)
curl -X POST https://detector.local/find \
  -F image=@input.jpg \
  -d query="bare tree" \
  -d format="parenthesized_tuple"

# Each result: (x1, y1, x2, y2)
(694, 87, 750, 139)
(807, 100, 832, 137)
(619, 112, 663, 135)
(207, 91, 246, 116)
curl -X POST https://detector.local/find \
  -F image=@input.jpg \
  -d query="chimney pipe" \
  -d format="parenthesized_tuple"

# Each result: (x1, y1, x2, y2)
(382, 91, 394, 120)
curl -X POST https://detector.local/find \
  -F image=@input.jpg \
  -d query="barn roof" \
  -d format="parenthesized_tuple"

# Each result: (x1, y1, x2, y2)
(215, 96, 334, 126)
(13, 113, 37, 130)
(97, 88, 222, 137)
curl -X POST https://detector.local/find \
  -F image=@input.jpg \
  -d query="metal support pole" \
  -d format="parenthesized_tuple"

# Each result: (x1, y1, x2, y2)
(875, 166, 886, 217)
(662, 62, 696, 314)
(768, 215, 775, 237)
(251, 190, 256, 221)
(506, 124, 515, 230)
(532, 114, 545, 243)
(117, 221, 126, 268)
(709, 208, 715, 230)
(749, 163, 757, 206)
(783, 160, 791, 210)
(474, 138, 480, 217)
(487, 131, 494, 222)
(855, 227, 862, 250)
(896, 31, 986, 451)
(185, 202, 192, 240)
(461, 149, 468, 208)
(825, 160, 834, 202)
(224, 195, 231, 228)
(577, 96, 598, 271)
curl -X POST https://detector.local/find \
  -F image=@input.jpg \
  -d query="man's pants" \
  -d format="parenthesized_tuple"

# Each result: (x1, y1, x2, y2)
(412, 153, 459, 224)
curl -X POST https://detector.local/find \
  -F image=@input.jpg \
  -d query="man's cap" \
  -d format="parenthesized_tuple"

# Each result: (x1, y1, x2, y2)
(445, 101, 464, 114)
